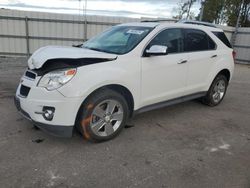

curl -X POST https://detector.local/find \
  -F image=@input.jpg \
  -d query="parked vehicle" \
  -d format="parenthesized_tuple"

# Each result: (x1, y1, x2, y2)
(14, 22, 235, 142)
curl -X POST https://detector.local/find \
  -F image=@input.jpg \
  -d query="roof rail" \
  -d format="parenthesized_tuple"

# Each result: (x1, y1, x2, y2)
(178, 20, 217, 28)
(140, 18, 177, 23)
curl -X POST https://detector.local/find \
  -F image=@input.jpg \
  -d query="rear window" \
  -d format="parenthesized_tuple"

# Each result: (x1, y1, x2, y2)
(184, 29, 216, 52)
(212, 32, 232, 48)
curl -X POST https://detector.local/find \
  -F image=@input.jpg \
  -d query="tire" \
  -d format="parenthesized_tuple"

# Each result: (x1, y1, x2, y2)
(202, 74, 228, 106)
(76, 89, 129, 142)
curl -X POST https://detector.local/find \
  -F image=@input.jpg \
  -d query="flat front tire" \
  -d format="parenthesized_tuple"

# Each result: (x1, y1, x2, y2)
(76, 89, 129, 142)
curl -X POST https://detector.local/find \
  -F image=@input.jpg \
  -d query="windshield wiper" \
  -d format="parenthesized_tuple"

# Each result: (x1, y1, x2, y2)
(72, 43, 83, 48)
(87, 47, 106, 53)
(86, 47, 117, 55)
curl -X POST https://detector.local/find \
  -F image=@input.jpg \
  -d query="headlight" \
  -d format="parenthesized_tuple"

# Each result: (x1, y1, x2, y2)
(38, 68, 76, 91)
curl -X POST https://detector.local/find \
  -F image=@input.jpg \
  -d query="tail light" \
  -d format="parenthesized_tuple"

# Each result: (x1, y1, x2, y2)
(232, 51, 236, 63)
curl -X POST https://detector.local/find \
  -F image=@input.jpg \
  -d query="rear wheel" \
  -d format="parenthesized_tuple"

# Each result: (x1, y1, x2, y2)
(76, 89, 129, 142)
(202, 74, 228, 106)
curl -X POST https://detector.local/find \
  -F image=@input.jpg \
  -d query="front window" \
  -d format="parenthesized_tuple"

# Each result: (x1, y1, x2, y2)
(146, 28, 184, 54)
(82, 26, 153, 55)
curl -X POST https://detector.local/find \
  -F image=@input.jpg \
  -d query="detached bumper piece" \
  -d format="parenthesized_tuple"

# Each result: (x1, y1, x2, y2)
(14, 96, 74, 138)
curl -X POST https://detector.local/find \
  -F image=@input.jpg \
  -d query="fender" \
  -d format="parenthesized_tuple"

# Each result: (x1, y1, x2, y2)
(205, 55, 234, 91)
(57, 60, 141, 110)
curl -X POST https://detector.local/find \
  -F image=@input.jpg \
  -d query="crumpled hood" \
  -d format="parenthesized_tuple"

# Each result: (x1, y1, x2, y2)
(28, 46, 117, 69)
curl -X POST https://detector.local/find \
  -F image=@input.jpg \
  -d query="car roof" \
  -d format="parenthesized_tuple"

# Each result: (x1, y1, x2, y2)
(178, 20, 217, 28)
(118, 22, 223, 32)
(119, 22, 160, 28)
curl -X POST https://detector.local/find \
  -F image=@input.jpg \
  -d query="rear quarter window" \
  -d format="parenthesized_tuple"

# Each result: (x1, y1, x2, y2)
(184, 29, 216, 52)
(212, 32, 232, 48)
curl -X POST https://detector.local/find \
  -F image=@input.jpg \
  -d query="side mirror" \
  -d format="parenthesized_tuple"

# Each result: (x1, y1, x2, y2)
(145, 45, 168, 56)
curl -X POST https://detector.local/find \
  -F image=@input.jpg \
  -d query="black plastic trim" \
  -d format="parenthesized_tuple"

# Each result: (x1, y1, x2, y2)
(134, 92, 207, 115)
(19, 85, 30, 98)
(25, 70, 36, 80)
(33, 121, 74, 138)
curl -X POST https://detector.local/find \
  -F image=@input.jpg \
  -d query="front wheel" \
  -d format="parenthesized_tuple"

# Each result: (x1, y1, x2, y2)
(76, 89, 129, 142)
(202, 74, 228, 106)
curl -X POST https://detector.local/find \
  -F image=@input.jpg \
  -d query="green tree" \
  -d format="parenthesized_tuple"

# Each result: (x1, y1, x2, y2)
(225, 0, 250, 27)
(201, 0, 250, 26)
(202, 0, 226, 24)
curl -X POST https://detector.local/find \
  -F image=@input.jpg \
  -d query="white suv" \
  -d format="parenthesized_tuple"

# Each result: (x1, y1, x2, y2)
(14, 22, 235, 142)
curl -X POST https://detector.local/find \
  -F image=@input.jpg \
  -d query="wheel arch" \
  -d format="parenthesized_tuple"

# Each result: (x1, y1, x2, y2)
(205, 68, 232, 92)
(75, 84, 135, 125)
(105, 84, 135, 117)
(216, 69, 231, 82)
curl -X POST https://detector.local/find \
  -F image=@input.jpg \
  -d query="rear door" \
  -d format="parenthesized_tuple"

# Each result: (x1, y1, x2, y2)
(183, 29, 217, 94)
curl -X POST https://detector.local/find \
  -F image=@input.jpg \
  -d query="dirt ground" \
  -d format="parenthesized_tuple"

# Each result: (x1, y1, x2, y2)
(0, 57, 250, 188)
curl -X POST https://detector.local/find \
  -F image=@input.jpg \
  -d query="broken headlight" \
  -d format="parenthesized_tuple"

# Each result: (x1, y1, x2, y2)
(38, 68, 76, 91)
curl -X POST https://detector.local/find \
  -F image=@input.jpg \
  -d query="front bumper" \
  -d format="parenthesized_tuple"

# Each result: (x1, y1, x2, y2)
(14, 74, 84, 137)
(14, 96, 74, 137)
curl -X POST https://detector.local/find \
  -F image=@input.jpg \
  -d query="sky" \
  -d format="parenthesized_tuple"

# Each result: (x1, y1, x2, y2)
(0, 0, 201, 18)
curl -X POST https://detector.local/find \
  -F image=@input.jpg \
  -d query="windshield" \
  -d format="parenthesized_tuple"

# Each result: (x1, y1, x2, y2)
(82, 26, 153, 55)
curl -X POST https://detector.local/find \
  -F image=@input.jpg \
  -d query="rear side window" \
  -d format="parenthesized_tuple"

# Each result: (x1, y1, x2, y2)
(147, 28, 184, 54)
(212, 32, 232, 48)
(184, 29, 216, 52)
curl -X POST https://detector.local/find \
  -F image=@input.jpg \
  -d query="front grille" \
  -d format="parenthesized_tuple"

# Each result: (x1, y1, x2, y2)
(25, 70, 36, 80)
(20, 85, 30, 97)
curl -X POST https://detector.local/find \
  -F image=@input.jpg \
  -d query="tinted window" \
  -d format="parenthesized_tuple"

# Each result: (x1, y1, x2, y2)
(184, 29, 216, 52)
(212, 31, 232, 48)
(147, 28, 184, 54)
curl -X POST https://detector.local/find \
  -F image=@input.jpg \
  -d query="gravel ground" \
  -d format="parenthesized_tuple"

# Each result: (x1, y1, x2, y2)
(0, 57, 250, 188)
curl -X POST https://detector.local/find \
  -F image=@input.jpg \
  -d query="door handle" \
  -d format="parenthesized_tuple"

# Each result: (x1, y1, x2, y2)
(178, 60, 187, 64)
(211, 55, 217, 58)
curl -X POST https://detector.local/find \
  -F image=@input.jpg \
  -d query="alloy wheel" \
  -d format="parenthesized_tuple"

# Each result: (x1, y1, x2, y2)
(90, 99, 124, 137)
(212, 79, 226, 103)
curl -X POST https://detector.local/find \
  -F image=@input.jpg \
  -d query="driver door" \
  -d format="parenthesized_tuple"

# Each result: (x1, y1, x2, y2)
(140, 28, 189, 107)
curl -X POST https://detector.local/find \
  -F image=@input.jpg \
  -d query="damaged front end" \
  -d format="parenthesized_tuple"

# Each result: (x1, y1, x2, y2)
(28, 45, 117, 75)
(14, 45, 118, 137)
(26, 46, 117, 91)
(31, 57, 117, 76)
